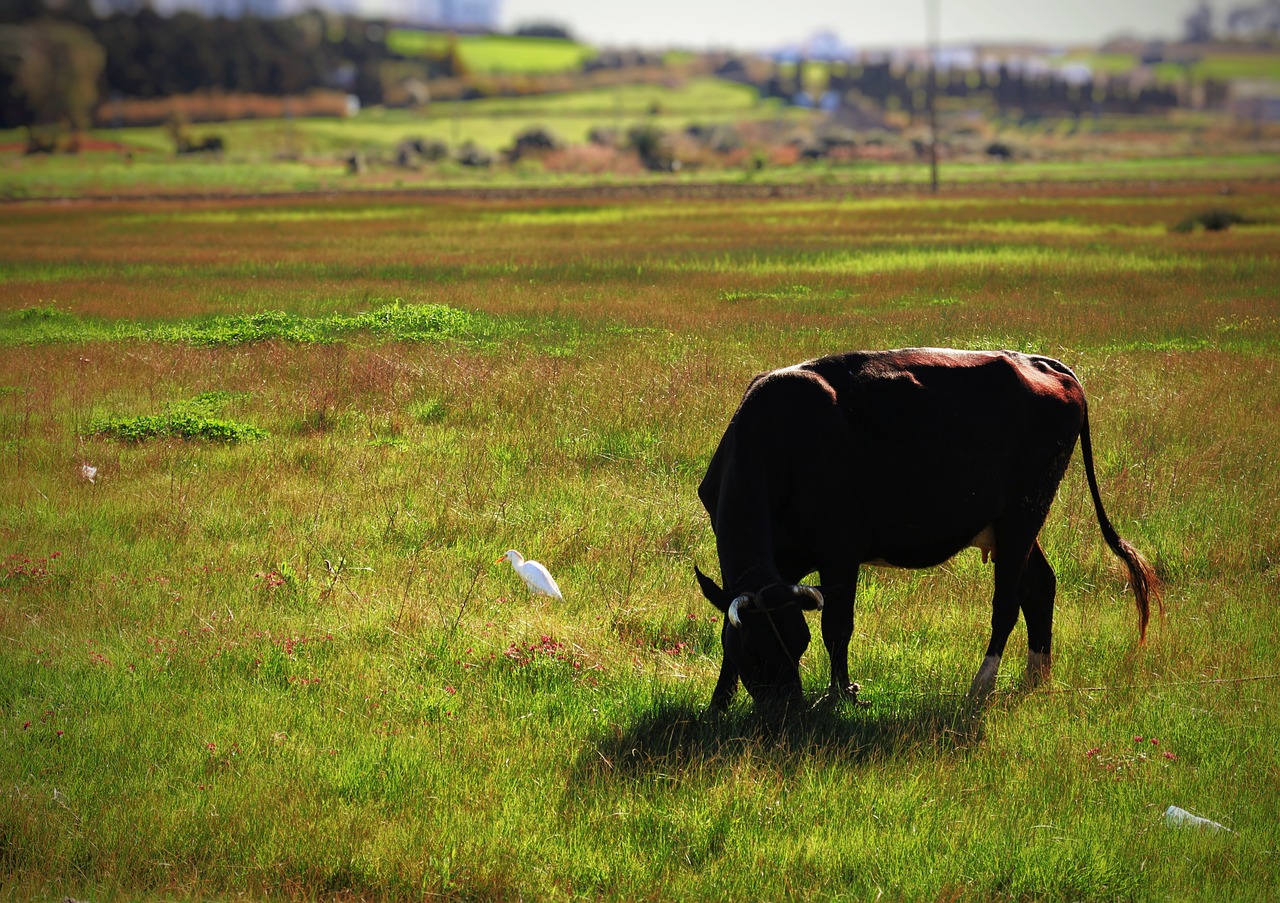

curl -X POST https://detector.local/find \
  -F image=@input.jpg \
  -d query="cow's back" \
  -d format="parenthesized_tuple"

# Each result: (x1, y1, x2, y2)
(801, 348, 1086, 567)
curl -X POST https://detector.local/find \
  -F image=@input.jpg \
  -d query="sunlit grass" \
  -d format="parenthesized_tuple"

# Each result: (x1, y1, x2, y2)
(1, 186, 1278, 899)
(679, 246, 1205, 276)
(386, 30, 599, 74)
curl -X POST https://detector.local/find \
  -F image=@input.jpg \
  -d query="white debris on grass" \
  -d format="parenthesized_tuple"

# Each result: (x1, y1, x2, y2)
(1164, 805, 1231, 832)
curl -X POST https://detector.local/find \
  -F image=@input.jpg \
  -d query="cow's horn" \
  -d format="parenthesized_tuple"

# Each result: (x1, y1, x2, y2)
(793, 585, 824, 610)
(727, 594, 753, 628)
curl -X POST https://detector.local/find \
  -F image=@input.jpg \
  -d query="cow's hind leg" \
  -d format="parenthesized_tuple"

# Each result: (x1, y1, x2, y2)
(969, 529, 1037, 703)
(1020, 540, 1056, 688)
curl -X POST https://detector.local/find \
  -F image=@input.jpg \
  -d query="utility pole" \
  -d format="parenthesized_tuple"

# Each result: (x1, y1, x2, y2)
(927, 0, 940, 194)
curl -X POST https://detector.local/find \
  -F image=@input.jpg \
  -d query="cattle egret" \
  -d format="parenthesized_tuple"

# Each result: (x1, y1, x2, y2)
(497, 549, 563, 600)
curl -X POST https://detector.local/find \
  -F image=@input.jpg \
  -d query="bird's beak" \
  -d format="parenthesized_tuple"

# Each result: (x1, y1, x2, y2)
(494, 555, 505, 563)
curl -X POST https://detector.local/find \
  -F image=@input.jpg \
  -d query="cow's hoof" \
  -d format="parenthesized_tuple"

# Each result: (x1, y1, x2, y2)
(814, 683, 870, 710)
(967, 654, 1001, 703)
(1023, 651, 1052, 689)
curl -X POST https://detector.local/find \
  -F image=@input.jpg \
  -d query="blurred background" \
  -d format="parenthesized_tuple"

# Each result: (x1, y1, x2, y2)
(1, 0, 1276, 186)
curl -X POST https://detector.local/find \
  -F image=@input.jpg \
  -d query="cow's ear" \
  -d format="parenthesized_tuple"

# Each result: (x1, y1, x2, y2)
(694, 564, 732, 612)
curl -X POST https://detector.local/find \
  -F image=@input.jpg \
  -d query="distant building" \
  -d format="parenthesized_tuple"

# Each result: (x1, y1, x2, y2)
(140, 0, 501, 28)
(1230, 79, 1280, 121)
(1226, 0, 1280, 38)
(771, 29, 857, 64)
(400, 0, 501, 29)
(146, 0, 295, 15)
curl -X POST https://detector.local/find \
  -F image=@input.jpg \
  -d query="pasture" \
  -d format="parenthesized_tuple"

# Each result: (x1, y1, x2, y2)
(385, 31, 600, 74)
(5, 72, 1276, 202)
(1, 181, 1279, 900)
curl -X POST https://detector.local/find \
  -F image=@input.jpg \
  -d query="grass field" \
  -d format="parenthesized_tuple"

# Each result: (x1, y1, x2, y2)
(386, 31, 599, 74)
(1, 181, 1279, 900)
(1, 143, 1276, 202)
(6, 73, 1278, 201)
(1061, 50, 1280, 85)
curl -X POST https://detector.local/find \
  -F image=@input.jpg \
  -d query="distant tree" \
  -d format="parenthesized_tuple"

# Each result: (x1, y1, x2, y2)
(514, 22, 574, 40)
(443, 33, 468, 78)
(0, 0, 50, 26)
(1184, 0, 1214, 42)
(0, 18, 105, 142)
(1, 4, 436, 112)
(627, 123, 678, 171)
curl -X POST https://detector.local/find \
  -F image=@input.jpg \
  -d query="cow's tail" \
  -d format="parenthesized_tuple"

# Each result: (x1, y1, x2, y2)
(1078, 402, 1163, 642)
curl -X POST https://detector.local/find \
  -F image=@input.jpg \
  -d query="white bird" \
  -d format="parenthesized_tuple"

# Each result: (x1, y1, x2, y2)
(497, 549, 563, 600)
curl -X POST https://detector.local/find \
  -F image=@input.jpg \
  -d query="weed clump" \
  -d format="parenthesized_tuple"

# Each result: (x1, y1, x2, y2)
(3, 302, 487, 348)
(1, 305, 106, 344)
(347, 302, 481, 343)
(1172, 208, 1254, 233)
(153, 301, 484, 347)
(91, 391, 267, 443)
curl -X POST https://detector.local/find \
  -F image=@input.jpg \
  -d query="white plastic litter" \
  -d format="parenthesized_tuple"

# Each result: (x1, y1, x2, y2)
(1164, 805, 1231, 832)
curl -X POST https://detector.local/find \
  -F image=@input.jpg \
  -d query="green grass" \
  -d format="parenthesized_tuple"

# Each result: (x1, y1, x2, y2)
(1, 185, 1279, 899)
(1060, 50, 1280, 84)
(387, 30, 599, 73)
(2, 145, 1275, 202)
(0, 302, 491, 346)
(2, 69, 1277, 201)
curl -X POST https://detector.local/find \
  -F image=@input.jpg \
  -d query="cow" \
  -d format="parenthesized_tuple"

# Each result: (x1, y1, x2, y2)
(695, 348, 1161, 713)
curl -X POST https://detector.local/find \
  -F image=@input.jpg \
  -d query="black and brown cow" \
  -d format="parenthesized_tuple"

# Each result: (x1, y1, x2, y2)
(696, 348, 1160, 712)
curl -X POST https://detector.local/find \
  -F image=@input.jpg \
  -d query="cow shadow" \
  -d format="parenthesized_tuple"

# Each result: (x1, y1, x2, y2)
(569, 689, 988, 787)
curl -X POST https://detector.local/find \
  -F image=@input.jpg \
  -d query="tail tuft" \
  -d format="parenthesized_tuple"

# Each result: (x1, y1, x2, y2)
(1079, 403, 1163, 642)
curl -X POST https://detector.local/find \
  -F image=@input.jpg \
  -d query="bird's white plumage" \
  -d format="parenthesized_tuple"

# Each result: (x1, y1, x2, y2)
(498, 549, 563, 599)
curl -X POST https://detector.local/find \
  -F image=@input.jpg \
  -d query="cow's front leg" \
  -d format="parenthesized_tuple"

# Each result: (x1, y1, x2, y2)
(704, 654, 739, 714)
(818, 568, 867, 706)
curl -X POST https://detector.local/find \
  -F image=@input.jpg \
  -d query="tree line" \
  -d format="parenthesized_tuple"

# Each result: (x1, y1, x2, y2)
(1, 0, 455, 136)
(759, 59, 1224, 120)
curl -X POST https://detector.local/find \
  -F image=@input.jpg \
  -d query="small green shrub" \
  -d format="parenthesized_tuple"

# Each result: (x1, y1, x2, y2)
(150, 302, 484, 347)
(90, 392, 266, 443)
(14, 305, 71, 322)
(1172, 208, 1254, 233)
(411, 399, 448, 424)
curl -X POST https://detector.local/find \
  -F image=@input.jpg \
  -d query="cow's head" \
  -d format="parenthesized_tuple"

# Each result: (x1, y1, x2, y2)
(695, 565, 822, 710)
